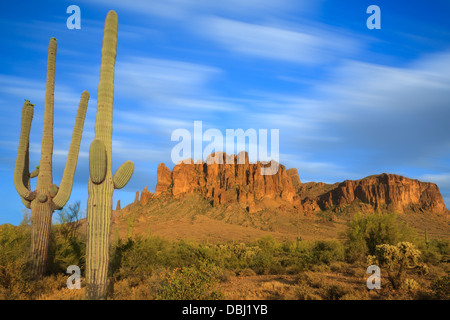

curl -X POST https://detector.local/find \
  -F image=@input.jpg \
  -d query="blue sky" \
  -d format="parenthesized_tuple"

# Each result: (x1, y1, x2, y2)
(0, 0, 449, 225)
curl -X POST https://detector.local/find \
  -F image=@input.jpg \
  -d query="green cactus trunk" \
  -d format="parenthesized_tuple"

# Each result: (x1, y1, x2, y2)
(86, 11, 134, 300)
(13, 38, 89, 278)
(86, 176, 114, 298)
(29, 201, 53, 277)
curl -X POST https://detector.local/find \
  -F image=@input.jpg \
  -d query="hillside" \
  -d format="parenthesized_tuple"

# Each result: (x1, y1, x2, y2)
(97, 152, 450, 242)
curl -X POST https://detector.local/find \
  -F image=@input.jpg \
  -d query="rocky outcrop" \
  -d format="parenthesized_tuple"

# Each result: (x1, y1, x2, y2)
(287, 168, 301, 188)
(140, 186, 153, 205)
(154, 163, 172, 195)
(130, 154, 448, 216)
(154, 151, 299, 206)
(301, 173, 447, 215)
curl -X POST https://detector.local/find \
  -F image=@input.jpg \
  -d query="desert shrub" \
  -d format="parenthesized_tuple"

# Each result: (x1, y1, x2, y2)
(401, 278, 419, 294)
(308, 264, 331, 273)
(155, 260, 223, 300)
(216, 269, 235, 282)
(285, 264, 304, 275)
(173, 240, 201, 266)
(116, 241, 155, 279)
(109, 237, 135, 277)
(432, 274, 450, 300)
(247, 236, 282, 275)
(30, 274, 70, 299)
(419, 239, 450, 265)
(367, 242, 422, 289)
(219, 243, 253, 270)
(110, 235, 173, 279)
(111, 273, 162, 300)
(294, 272, 352, 300)
(0, 224, 31, 261)
(47, 229, 85, 275)
(0, 255, 30, 300)
(249, 250, 276, 275)
(290, 283, 322, 300)
(279, 240, 314, 271)
(38, 286, 85, 300)
(345, 213, 416, 262)
(311, 240, 345, 265)
(255, 236, 278, 252)
(297, 271, 327, 289)
(340, 290, 370, 300)
(237, 268, 257, 277)
(329, 261, 346, 272)
(47, 202, 86, 274)
(0, 224, 32, 299)
(324, 284, 350, 300)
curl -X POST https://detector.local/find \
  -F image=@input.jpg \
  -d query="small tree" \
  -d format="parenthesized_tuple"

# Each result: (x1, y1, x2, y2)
(345, 212, 416, 262)
(56, 201, 83, 241)
(367, 242, 422, 289)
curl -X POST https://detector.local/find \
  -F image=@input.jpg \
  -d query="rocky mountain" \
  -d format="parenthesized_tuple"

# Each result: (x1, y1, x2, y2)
(298, 174, 447, 215)
(108, 152, 449, 242)
(154, 151, 298, 207)
(149, 151, 448, 216)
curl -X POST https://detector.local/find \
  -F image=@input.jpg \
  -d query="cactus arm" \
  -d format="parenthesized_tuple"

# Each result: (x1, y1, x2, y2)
(20, 197, 31, 209)
(37, 38, 56, 190)
(14, 101, 36, 201)
(113, 160, 134, 189)
(30, 167, 39, 178)
(52, 91, 89, 209)
(95, 11, 117, 157)
(21, 146, 33, 209)
(89, 138, 107, 184)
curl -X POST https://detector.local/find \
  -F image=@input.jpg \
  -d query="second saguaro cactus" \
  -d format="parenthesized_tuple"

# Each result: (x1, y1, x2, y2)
(86, 10, 134, 300)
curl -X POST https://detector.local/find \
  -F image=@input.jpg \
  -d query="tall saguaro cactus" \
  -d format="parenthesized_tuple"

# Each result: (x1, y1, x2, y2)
(13, 38, 89, 278)
(86, 10, 134, 300)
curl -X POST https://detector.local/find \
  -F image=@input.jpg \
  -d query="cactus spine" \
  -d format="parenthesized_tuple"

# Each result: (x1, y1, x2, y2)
(13, 38, 89, 278)
(86, 11, 134, 300)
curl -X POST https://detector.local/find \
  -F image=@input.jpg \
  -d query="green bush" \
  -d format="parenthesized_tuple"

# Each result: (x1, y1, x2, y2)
(432, 274, 450, 299)
(110, 235, 172, 279)
(345, 212, 416, 262)
(311, 240, 345, 265)
(155, 260, 223, 300)
(47, 202, 86, 274)
(420, 239, 450, 265)
(0, 224, 32, 299)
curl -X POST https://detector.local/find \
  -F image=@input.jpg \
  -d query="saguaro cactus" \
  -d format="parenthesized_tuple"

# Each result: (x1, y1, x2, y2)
(13, 38, 89, 278)
(86, 11, 134, 300)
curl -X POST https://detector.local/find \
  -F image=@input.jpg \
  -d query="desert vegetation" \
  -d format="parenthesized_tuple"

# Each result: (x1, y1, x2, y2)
(0, 207, 448, 300)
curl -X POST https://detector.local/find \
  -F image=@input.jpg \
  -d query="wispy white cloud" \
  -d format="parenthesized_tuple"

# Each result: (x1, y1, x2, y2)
(197, 17, 359, 64)
(420, 173, 450, 189)
(114, 56, 221, 104)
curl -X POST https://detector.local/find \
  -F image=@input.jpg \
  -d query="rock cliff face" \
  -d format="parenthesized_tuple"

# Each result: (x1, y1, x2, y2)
(154, 151, 299, 206)
(147, 153, 448, 215)
(312, 173, 447, 214)
(287, 168, 301, 188)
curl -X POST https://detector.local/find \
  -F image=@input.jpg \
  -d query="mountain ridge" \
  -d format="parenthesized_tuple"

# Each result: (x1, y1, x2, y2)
(149, 151, 448, 216)
(106, 152, 449, 242)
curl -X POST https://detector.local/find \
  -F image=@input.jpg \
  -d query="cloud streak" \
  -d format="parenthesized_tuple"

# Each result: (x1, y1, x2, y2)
(197, 17, 359, 64)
